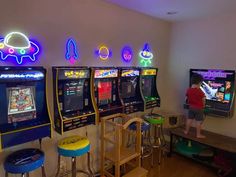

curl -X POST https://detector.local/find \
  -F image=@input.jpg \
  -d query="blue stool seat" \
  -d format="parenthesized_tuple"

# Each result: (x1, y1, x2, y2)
(129, 121, 150, 132)
(4, 148, 45, 174)
(57, 135, 90, 157)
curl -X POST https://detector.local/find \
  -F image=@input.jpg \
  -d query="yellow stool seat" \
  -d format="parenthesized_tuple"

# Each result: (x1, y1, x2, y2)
(57, 136, 90, 157)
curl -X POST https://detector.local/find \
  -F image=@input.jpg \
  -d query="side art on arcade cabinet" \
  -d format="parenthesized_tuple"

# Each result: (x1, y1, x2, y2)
(52, 67, 98, 134)
(91, 67, 123, 120)
(0, 67, 52, 150)
(140, 68, 160, 109)
(185, 69, 235, 117)
(119, 68, 144, 114)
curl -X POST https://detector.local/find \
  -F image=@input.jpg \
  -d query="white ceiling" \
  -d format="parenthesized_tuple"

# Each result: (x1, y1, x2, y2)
(104, 0, 236, 21)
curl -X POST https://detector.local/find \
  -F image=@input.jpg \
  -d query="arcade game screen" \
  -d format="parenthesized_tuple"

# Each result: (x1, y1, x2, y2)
(98, 81, 112, 106)
(121, 77, 137, 99)
(201, 80, 232, 103)
(142, 77, 154, 98)
(7, 86, 36, 123)
(64, 81, 84, 112)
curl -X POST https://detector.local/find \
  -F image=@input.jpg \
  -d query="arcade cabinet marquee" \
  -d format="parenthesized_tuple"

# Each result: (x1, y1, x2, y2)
(0, 67, 52, 150)
(52, 67, 98, 134)
(190, 69, 235, 117)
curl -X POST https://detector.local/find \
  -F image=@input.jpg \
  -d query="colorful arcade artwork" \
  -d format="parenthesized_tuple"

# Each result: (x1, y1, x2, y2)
(94, 69, 118, 78)
(65, 38, 79, 64)
(190, 69, 235, 117)
(95, 44, 112, 61)
(0, 32, 40, 64)
(139, 43, 153, 67)
(121, 46, 133, 63)
(8, 86, 36, 123)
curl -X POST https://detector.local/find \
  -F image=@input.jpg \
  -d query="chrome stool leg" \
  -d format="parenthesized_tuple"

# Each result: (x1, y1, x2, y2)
(41, 164, 47, 177)
(72, 157, 76, 177)
(87, 152, 94, 177)
(140, 128, 153, 167)
(55, 155, 61, 177)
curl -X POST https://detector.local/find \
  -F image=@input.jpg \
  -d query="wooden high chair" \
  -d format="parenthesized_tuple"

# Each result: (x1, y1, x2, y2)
(101, 113, 148, 177)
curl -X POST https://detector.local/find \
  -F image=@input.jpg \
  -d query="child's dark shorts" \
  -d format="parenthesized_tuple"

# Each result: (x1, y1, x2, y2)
(188, 108, 204, 121)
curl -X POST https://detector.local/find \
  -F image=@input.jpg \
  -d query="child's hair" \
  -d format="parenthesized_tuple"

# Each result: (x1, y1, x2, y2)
(191, 73, 203, 85)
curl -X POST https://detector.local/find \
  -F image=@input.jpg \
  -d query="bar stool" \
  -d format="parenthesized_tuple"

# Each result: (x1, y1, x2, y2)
(144, 113, 166, 165)
(4, 148, 46, 177)
(129, 121, 153, 166)
(55, 135, 94, 177)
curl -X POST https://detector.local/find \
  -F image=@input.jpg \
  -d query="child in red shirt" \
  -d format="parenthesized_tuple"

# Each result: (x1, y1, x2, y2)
(184, 73, 206, 138)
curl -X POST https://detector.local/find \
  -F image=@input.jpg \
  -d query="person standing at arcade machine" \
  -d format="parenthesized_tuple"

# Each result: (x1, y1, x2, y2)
(184, 73, 206, 138)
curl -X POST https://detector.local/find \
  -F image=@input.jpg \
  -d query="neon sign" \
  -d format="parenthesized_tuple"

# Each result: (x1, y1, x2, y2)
(65, 38, 79, 64)
(139, 43, 153, 67)
(95, 45, 112, 61)
(121, 46, 133, 63)
(0, 32, 40, 64)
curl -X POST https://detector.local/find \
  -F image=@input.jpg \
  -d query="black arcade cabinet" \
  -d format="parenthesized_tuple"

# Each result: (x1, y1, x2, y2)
(52, 67, 98, 134)
(92, 67, 123, 120)
(189, 69, 235, 117)
(0, 66, 52, 150)
(140, 68, 160, 110)
(119, 68, 144, 114)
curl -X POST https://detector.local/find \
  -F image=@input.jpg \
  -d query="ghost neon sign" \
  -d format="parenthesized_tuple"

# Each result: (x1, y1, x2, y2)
(0, 32, 40, 64)
(95, 44, 112, 61)
(139, 43, 153, 66)
(121, 46, 133, 63)
(65, 38, 79, 64)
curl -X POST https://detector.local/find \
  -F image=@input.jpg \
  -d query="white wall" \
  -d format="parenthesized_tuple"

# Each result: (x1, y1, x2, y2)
(167, 12, 236, 137)
(0, 0, 171, 176)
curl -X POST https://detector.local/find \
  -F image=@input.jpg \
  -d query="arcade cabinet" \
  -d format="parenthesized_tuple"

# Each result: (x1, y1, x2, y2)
(119, 68, 144, 114)
(91, 67, 123, 120)
(52, 67, 98, 134)
(188, 69, 235, 117)
(140, 68, 160, 110)
(0, 66, 52, 151)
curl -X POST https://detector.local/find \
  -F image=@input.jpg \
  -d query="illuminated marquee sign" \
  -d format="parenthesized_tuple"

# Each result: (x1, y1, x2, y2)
(121, 70, 139, 77)
(64, 70, 88, 79)
(141, 69, 156, 76)
(192, 70, 234, 80)
(0, 32, 40, 64)
(94, 69, 118, 78)
(0, 72, 44, 80)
